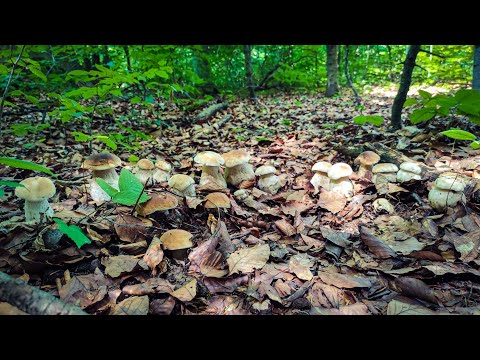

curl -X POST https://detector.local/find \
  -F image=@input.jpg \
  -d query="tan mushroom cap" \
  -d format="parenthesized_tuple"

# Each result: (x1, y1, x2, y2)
(255, 165, 277, 176)
(372, 163, 399, 173)
(137, 159, 154, 170)
(204, 192, 231, 209)
(160, 229, 193, 250)
(435, 174, 467, 192)
(399, 162, 422, 174)
(15, 177, 56, 202)
(82, 152, 121, 170)
(136, 193, 178, 215)
(328, 163, 353, 180)
(354, 151, 381, 166)
(312, 161, 332, 173)
(194, 151, 225, 167)
(168, 174, 195, 191)
(155, 160, 172, 172)
(222, 150, 250, 168)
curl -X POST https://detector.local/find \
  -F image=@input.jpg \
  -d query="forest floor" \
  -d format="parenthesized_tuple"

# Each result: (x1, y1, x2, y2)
(2, 88, 480, 315)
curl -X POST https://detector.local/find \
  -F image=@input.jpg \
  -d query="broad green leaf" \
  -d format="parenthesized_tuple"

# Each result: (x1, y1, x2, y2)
(0, 180, 25, 188)
(114, 169, 150, 205)
(0, 64, 8, 75)
(25, 95, 39, 104)
(0, 189, 4, 197)
(28, 66, 47, 82)
(353, 115, 384, 126)
(130, 96, 142, 104)
(95, 178, 119, 198)
(0, 157, 54, 176)
(71, 131, 90, 142)
(403, 98, 417, 107)
(470, 141, 480, 149)
(112, 190, 150, 206)
(129, 155, 140, 163)
(418, 90, 432, 99)
(409, 108, 436, 124)
(441, 129, 476, 141)
(53, 218, 91, 249)
(95, 136, 117, 150)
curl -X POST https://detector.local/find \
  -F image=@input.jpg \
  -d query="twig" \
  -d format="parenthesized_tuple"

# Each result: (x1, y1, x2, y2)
(419, 48, 445, 58)
(131, 177, 150, 216)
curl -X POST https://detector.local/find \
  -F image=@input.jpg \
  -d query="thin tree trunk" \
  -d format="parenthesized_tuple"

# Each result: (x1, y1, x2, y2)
(364, 45, 370, 81)
(473, 45, 480, 90)
(344, 45, 360, 102)
(123, 45, 131, 72)
(391, 45, 421, 130)
(243, 45, 256, 99)
(326, 45, 339, 97)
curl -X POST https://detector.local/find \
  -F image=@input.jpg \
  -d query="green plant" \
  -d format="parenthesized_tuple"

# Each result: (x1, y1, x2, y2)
(353, 115, 384, 126)
(96, 168, 150, 206)
(71, 131, 118, 150)
(0, 180, 25, 198)
(53, 218, 91, 249)
(0, 157, 54, 176)
(440, 129, 480, 149)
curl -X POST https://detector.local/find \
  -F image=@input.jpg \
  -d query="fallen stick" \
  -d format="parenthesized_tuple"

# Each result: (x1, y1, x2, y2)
(0, 272, 87, 315)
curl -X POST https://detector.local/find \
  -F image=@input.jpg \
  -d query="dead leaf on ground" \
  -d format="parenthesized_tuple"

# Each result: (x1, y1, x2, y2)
(227, 243, 270, 275)
(102, 255, 139, 278)
(204, 275, 249, 294)
(318, 270, 372, 289)
(150, 296, 176, 315)
(114, 214, 151, 243)
(386, 299, 435, 315)
(289, 253, 315, 281)
(111, 295, 149, 315)
(122, 278, 174, 295)
(338, 302, 370, 315)
(275, 218, 296, 237)
(171, 279, 197, 302)
(392, 277, 438, 304)
(143, 237, 164, 276)
(359, 226, 397, 259)
(317, 191, 347, 214)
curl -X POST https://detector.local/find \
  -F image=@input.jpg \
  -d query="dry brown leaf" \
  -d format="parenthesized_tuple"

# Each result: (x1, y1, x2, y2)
(143, 237, 164, 276)
(188, 227, 222, 273)
(0, 302, 28, 315)
(318, 271, 372, 289)
(387, 299, 435, 315)
(202, 295, 249, 315)
(300, 234, 325, 249)
(102, 255, 139, 278)
(317, 191, 347, 214)
(171, 279, 197, 302)
(274, 279, 293, 298)
(385, 237, 425, 255)
(359, 226, 397, 259)
(204, 275, 248, 294)
(200, 251, 228, 278)
(122, 278, 174, 295)
(289, 253, 315, 280)
(227, 243, 270, 275)
(393, 277, 438, 304)
(275, 218, 296, 237)
(338, 302, 370, 315)
(150, 296, 176, 315)
(452, 229, 480, 262)
(111, 295, 149, 315)
(58, 268, 108, 309)
(186, 196, 203, 209)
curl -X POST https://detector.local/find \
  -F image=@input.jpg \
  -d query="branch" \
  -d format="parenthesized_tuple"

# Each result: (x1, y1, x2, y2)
(419, 48, 445, 58)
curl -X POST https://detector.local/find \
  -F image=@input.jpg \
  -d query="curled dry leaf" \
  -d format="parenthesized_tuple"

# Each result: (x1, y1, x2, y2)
(111, 295, 149, 315)
(204, 275, 249, 294)
(200, 251, 228, 278)
(171, 279, 197, 302)
(359, 226, 397, 259)
(300, 234, 325, 249)
(143, 237, 164, 276)
(317, 191, 347, 214)
(275, 218, 296, 237)
(452, 229, 480, 262)
(202, 295, 249, 315)
(150, 296, 176, 315)
(122, 278, 174, 296)
(188, 226, 222, 273)
(227, 243, 270, 275)
(102, 255, 139, 278)
(58, 268, 108, 309)
(393, 277, 438, 304)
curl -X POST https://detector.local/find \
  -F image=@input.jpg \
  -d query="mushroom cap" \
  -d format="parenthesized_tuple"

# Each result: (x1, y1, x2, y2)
(155, 160, 172, 172)
(372, 163, 399, 173)
(222, 150, 250, 168)
(82, 152, 121, 170)
(160, 229, 193, 250)
(136, 193, 178, 215)
(194, 151, 225, 167)
(312, 161, 332, 173)
(168, 174, 195, 191)
(354, 151, 380, 166)
(15, 177, 56, 202)
(255, 165, 277, 176)
(328, 163, 353, 180)
(399, 162, 422, 174)
(204, 192, 231, 209)
(137, 159, 154, 170)
(435, 174, 467, 192)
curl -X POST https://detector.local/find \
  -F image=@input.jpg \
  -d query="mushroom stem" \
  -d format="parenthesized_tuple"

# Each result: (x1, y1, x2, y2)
(225, 163, 255, 186)
(24, 199, 54, 222)
(329, 177, 354, 197)
(357, 165, 371, 178)
(258, 173, 281, 194)
(92, 169, 119, 189)
(200, 165, 227, 188)
(153, 169, 170, 183)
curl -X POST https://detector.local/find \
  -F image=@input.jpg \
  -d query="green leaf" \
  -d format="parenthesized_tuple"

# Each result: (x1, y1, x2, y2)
(403, 98, 417, 107)
(95, 178, 119, 198)
(114, 169, 150, 205)
(0, 64, 8, 75)
(95, 136, 117, 150)
(470, 141, 480, 149)
(321, 122, 348, 128)
(130, 96, 142, 104)
(71, 131, 90, 142)
(0, 157, 54, 176)
(53, 218, 91, 249)
(353, 115, 384, 126)
(28, 66, 47, 82)
(0, 180, 25, 188)
(0, 189, 4, 197)
(418, 90, 432, 100)
(409, 108, 436, 124)
(25, 95, 39, 104)
(440, 129, 476, 141)
(129, 155, 140, 163)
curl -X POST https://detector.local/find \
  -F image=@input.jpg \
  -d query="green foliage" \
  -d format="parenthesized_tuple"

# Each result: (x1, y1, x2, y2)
(53, 218, 91, 249)
(71, 131, 117, 150)
(129, 155, 140, 163)
(8, 122, 50, 137)
(353, 115, 384, 126)
(0, 157, 54, 176)
(321, 122, 348, 128)
(440, 129, 476, 141)
(410, 107, 437, 124)
(0, 180, 25, 188)
(96, 168, 150, 206)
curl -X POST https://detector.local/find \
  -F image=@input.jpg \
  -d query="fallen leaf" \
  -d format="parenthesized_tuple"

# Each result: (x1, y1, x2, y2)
(386, 299, 435, 315)
(393, 277, 438, 304)
(300, 234, 325, 249)
(150, 296, 176, 315)
(122, 278, 174, 295)
(359, 226, 397, 259)
(58, 268, 108, 309)
(171, 279, 197, 302)
(289, 253, 315, 280)
(227, 243, 270, 275)
(102, 255, 139, 278)
(111, 295, 149, 315)
(318, 191, 347, 214)
(204, 275, 248, 293)
(318, 271, 372, 289)
(200, 251, 228, 278)
(338, 302, 370, 315)
(452, 229, 480, 262)
(114, 214, 151, 243)
(202, 295, 249, 315)
(143, 237, 164, 276)
(386, 237, 425, 255)
(275, 219, 296, 236)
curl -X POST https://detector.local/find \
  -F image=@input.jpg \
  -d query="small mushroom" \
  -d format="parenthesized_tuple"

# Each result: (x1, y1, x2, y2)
(204, 192, 231, 210)
(354, 151, 380, 178)
(152, 160, 172, 183)
(15, 177, 56, 223)
(136, 193, 178, 217)
(396, 162, 422, 182)
(82, 152, 122, 201)
(310, 161, 332, 194)
(160, 229, 193, 260)
(134, 159, 155, 186)
(255, 165, 281, 194)
(372, 198, 395, 214)
(328, 163, 354, 198)
(233, 189, 250, 201)
(222, 150, 255, 186)
(372, 163, 399, 184)
(194, 151, 227, 189)
(428, 173, 467, 212)
(168, 174, 196, 197)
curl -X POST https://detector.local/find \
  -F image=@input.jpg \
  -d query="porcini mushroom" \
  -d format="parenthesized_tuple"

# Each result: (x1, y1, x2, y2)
(255, 165, 281, 194)
(222, 150, 255, 186)
(160, 229, 193, 260)
(310, 161, 332, 194)
(372, 163, 399, 184)
(82, 152, 122, 202)
(15, 176, 56, 223)
(354, 151, 380, 178)
(428, 173, 467, 212)
(396, 162, 422, 182)
(328, 163, 354, 198)
(136, 193, 178, 217)
(194, 151, 227, 189)
(168, 174, 196, 197)
(372, 198, 395, 214)
(204, 192, 231, 209)
(134, 159, 155, 186)
(152, 160, 172, 183)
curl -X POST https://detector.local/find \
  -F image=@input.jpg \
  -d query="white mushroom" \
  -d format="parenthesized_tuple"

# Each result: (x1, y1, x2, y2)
(194, 151, 227, 189)
(397, 162, 422, 182)
(372, 198, 395, 214)
(15, 177, 56, 223)
(428, 173, 467, 212)
(354, 151, 380, 178)
(372, 163, 399, 184)
(255, 165, 281, 194)
(310, 161, 332, 194)
(133, 159, 155, 186)
(222, 150, 255, 186)
(152, 160, 172, 183)
(168, 174, 196, 197)
(82, 152, 122, 202)
(327, 163, 354, 198)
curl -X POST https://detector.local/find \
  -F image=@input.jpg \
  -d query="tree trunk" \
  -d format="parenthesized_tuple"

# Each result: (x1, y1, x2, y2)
(123, 45, 132, 72)
(473, 45, 480, 90)
(243, 45, 256, 99)
(390, 45, 421, 130)
(344, 45, 360, 102)
(325, 45, 339, 97)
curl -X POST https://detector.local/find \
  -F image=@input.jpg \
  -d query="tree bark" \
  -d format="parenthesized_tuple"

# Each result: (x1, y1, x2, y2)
(243, 45, 256, 99)
(123, 45, 131, 72)
(325, 45, 339, 97)
(0, 272, 87, 315)
(390, 45, 421, 130)
(473, 45, 480, 90)
(344, 45, 360, 102)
